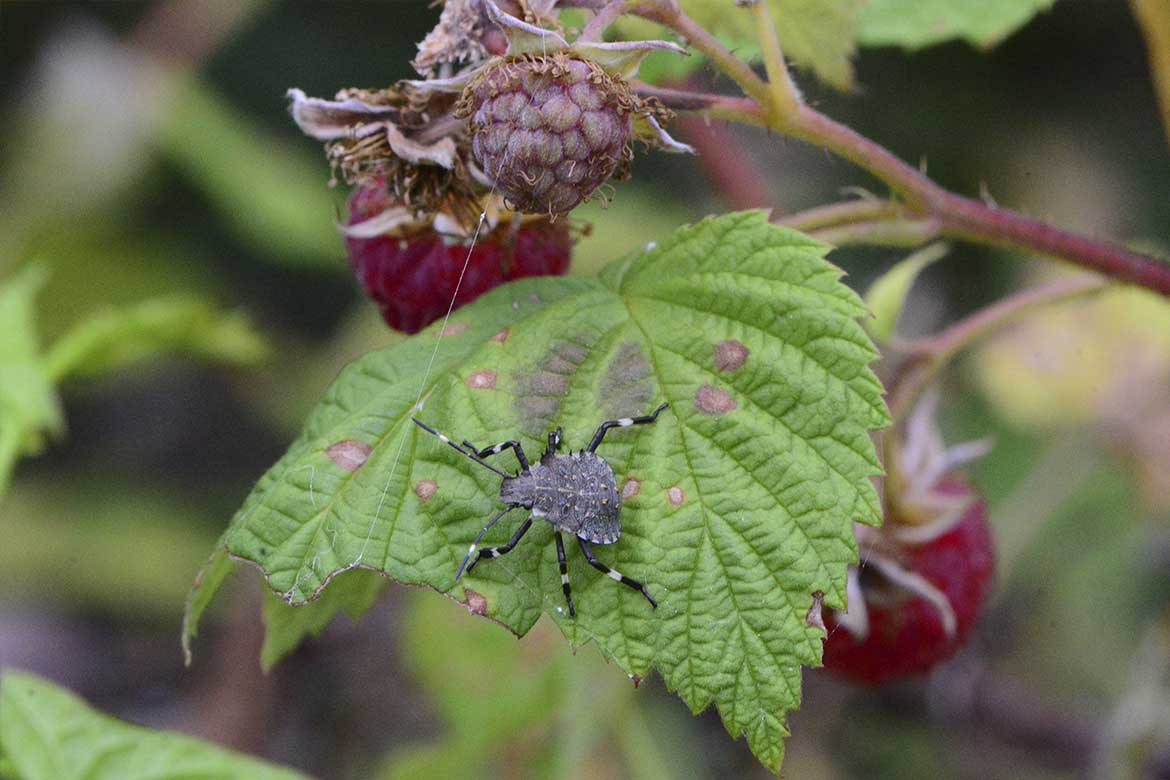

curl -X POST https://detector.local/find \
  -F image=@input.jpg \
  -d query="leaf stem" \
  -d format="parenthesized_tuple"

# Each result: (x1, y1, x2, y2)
(748, 0, 802, 120)
(808, 217, 941, 248)
(775, 198, 906, 231)
(786, 101, 1170, 295)
(621, 0, 1170, 295)
(633, 0, 774, 107)
(887, 275, 1110, 422)
(631, 82, 768, 125)
(1129, 0, 1170, 153)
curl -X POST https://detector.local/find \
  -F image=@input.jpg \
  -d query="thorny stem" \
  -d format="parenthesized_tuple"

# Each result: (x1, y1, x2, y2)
(631, 82, 767, 125)
(621, 0, 1170, 297)
(747, 0, 801, 120)
(677, 111, 776, 209)
(807, 217, 941, 248)
(886, 275, 1110, 422)
(1129, 0, 1170, 153)
(631, 0, 774, 108)
(776, 198, 907, 232)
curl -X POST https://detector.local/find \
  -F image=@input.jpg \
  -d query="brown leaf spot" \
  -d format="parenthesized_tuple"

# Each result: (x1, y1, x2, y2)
(628, 673, 643, 688)
(440, 321, 469, 336)
(806, 591, 825, 632)
(714, 339, 750, 372)
(694, 384, 736, 415)
(491, 327, 510, 343)
(415, 479, 437, 502)
(326, 439, 372, 471)
(667, 485, 685, 506)
(621, 478, 641, 499)
(463, 588, 488, 615)
(466, 369, 497, 389)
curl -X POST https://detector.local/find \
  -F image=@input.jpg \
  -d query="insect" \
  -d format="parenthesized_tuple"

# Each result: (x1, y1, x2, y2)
(411, 403, 669, 616)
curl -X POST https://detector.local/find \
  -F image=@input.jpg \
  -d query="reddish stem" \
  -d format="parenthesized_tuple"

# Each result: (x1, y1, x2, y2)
(677, 113, 777, 210)
(782, 104, 1170, 296)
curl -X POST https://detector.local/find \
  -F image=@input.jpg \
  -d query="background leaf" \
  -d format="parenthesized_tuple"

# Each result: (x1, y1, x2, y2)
(0, 671, 313, 780)
(614, 0, 861, 89)
(862, 242, 949, 345)
(43, 295, 268, 381)
(155, 78, 344, 270)
(0, 267, 62, 495)
(857, 0, 1059, 50)
(260, 568, 387, 672)
(188, 212, 887, 771)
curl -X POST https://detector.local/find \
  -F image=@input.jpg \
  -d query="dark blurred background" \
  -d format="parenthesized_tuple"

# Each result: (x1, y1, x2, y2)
(1, 1, 1168, 778)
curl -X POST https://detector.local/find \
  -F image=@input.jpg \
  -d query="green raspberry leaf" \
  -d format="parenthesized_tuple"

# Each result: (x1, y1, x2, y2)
(0, 671, 313, 780)
(0, 267, 63, 497)
(44, 295, 268, 381)
(857, 0, 1058, 50)
(185, 211, 888, 772)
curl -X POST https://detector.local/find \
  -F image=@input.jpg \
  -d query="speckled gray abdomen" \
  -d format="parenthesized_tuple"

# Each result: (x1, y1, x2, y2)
(500, 451, 621, 544)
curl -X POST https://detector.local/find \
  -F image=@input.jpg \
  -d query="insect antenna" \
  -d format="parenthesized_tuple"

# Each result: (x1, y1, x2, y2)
(411, 418, 512, 478)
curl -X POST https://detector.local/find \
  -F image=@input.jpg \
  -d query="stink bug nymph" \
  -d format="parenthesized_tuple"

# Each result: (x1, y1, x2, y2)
(412, 403, 669, 616)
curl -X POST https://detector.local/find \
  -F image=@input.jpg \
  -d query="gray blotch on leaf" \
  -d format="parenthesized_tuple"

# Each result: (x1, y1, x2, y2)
(599, 340, 653, 420)
(512, 338, 591, 437)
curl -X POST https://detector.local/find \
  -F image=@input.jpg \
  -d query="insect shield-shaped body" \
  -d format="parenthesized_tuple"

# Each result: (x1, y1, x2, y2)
(412, 403, 668, 616)
(501, 447, 621, 544)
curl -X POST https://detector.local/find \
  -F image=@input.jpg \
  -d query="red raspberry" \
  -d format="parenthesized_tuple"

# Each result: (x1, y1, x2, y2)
(821, 477, 994, 685)
(345, 186, 571, 333)
(461, 54, 632, 215)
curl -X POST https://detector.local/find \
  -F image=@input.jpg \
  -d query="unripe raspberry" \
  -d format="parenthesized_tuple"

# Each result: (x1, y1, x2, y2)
(461, 55, 633, 215)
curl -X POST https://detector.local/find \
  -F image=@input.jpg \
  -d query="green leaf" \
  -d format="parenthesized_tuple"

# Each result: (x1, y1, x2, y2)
(155, 79, 344, 270)
(260, 568, 387, 671)
(0, 267, 62, 496)
(0, 671, 314, 780)
(187, 211, 888, 771)
(378, 590, 677, 780)
(862, 242, 949, 345)
(617, 0, 861, 89)
(857, 0, 1058, 49)
(44, 295, 268, 382)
